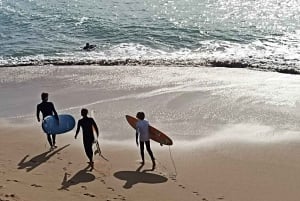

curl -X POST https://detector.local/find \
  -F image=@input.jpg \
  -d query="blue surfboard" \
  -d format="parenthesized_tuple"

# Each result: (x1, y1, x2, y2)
(42, 114, 76, 135)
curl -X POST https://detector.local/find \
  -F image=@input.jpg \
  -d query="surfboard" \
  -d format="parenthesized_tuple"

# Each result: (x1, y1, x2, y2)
(42, 114, 76, 135)
(125, 115, 173, 146)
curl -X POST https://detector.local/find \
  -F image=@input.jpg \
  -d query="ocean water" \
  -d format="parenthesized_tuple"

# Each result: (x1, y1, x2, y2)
(1, 0, 300, 74)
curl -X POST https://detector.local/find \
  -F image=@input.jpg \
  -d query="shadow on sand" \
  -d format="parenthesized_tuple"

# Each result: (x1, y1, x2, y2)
(17, 144, 70, 172)
(114, 164, 168, 189)
(59, 165, 95, 191)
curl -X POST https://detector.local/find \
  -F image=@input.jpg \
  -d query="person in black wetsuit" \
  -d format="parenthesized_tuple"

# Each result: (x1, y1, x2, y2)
(75, 108, 99, 170)
(83, 43, 96, 51)
(36, 92, 59, 151)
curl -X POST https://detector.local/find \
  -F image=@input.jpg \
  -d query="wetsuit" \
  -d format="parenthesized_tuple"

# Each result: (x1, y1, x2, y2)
(76, 117, 99, 162)
(36, 101, 59, 147)
(83, 45, 96, 51)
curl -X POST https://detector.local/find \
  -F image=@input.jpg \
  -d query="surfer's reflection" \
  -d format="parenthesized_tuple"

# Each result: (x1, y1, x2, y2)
(17, 144, 70, 172)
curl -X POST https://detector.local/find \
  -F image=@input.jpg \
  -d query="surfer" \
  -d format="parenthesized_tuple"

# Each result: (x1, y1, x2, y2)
(36, 92, 59, 151)
(75, 108, 99, 170)
(135, 112, 156, 170)
(82, 43, 96, 51)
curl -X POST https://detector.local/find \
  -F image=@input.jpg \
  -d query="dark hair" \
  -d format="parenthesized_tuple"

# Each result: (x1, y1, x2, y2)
(81, 108, 88, 117)
(136, 112, 145, 120)
(41, 92, 48, 101)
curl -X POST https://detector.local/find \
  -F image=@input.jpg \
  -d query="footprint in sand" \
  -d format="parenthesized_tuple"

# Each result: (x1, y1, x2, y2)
(3, 194, 16, 198)
(163, 173, 177, 182)
(217, 197, 224, 200)
(83, 193, 96, 197)
(117, 195, 126, 201)
(112, 197, 126, 200)
(107, 187, 115, 192)
(6, 179, 19, 183)
(31, 184, 42, 188)
(202, 198, 208, 201)
(81, 186, 87, 190)
(106, 197, 126, 201)
(192, 191, 200, 196)
(178, 184, 186, 189)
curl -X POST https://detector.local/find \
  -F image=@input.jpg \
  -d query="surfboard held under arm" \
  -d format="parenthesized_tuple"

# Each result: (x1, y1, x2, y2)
(125, 115, 173, 146)
(42, 114, 75, 135)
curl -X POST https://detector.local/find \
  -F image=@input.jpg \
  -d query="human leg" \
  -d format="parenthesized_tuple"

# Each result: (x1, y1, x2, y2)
(83, 140, 94, 164)
(145, 141, 155, 161)
(52, 134, 57, 147)
(46, 134, 53, 147)
(139, 141, 145, 164)
(145, 141, 155, 169)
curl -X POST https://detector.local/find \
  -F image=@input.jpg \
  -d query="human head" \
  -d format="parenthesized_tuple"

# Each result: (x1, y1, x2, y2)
(41, 92, 48, 102)
(86, 43, 89, 46)
(136, 112, 145, 120)
(81, 108, 88, 117)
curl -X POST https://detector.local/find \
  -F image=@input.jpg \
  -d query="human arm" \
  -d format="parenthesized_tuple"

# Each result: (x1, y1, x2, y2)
(51, 103, 59, 123)
(36, 105, 40, 122)
(135, 121, 140, 146)
(75, 121, 80, 139)
(136, 130, 139, 146)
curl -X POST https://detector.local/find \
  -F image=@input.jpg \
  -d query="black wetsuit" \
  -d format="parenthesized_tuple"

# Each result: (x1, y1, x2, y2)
(83, 45, 96, 51)
(76, 117, 98, 161)
(36, 101, 59, 147)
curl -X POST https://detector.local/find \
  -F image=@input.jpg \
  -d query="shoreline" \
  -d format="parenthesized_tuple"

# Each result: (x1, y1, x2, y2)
(1, 63, 300, 76)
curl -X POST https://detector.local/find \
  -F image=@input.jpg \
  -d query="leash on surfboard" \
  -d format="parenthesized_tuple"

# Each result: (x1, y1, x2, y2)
(89, 111, 112, 175)
(156, 146, 177, 178)
(91, 110, 109, 162)
(168, 146, 178, 177)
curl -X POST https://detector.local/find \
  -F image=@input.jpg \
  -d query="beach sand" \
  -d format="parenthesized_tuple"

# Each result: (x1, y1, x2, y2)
(1, 65, 300, 201)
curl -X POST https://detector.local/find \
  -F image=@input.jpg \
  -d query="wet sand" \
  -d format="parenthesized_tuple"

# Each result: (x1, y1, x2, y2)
(1, 65, 300, 201)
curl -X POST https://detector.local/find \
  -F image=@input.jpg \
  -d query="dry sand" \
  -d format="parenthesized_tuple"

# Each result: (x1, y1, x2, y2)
(1, 122, 300, 201)
(0, 123, 199, 201)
